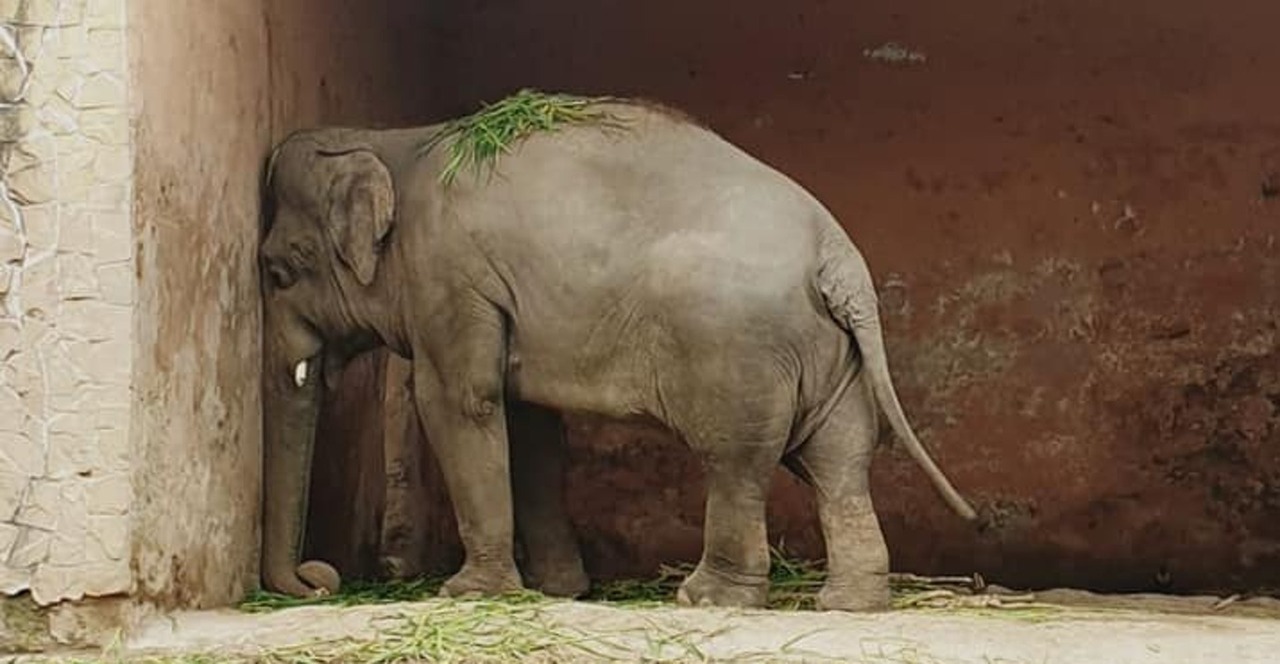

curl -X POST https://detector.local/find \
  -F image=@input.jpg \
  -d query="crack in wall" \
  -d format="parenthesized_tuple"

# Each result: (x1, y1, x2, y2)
(0, 23, 33, 106)
(0, 181, 26, 320)
(0, 19, 33, 322)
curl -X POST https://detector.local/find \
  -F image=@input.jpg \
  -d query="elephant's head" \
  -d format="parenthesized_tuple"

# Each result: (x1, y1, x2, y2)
(258, 130, 396, 597)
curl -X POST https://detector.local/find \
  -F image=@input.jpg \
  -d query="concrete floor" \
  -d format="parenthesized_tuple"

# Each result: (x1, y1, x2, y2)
(28, 591, 1280, 663)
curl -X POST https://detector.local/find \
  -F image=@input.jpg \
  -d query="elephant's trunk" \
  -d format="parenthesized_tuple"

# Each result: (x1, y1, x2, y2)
(260, 311, 340, 597)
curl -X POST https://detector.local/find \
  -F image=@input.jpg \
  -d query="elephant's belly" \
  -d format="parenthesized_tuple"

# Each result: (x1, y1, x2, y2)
(504, 349, 653, 421)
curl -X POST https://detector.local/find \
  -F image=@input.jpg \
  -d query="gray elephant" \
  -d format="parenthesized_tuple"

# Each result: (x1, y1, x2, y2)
(259, 98, 976, 611)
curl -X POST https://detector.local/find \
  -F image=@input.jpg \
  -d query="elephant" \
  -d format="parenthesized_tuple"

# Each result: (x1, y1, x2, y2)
(259, 98, 977, 612)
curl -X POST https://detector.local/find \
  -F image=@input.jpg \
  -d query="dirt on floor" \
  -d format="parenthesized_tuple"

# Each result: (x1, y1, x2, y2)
(19, 590, 1280, 663)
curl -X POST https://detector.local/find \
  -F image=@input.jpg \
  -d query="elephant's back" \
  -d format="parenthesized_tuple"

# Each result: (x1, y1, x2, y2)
(439, 98, 836, 330)
(501, 101, 826, 255)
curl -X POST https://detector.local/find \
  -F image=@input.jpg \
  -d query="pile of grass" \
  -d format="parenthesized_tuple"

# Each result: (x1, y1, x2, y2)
(431, 88, 625, 186)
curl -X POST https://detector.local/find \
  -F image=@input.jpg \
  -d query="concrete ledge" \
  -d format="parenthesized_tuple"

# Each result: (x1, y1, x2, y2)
(19, 595, 1280, 664)
(1, 594, 147, 654)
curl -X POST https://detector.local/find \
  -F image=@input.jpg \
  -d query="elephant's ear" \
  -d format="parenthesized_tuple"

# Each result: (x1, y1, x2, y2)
(319, 149, 395, 286)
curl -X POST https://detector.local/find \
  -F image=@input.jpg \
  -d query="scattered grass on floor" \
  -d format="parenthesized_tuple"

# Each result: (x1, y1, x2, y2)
(237, 547, 1060, 622)
(74, 599, 721, 664)
(238, 575, 448, 613)
(88, 657, 225, 664)
(591, 547, 1063, 621)
(252, 599, 632, 664)
(765, 547, 828, 610)
(924, 605, 1065, 624)
(72, 550, 1056, 664)
(429, 88, 627, 186)
(588, 545, 828, 610)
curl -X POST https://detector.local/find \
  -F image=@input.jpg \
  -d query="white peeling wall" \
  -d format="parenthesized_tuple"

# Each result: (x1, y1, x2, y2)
(0, 0, 133, 605)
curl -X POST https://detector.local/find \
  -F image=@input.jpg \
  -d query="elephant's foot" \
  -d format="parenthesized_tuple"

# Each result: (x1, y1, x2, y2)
(439, 562, 524, 599)
(379, 555, 415, 581)
(521, 544, 590, 598)
(816, 574, 891, 612)
(533, 568, 591, 598)
(676, 563, 768, 608)
(525, 562, 590, 598)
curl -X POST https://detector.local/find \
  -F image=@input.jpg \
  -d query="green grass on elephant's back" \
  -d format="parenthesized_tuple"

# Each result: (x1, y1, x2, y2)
(429, 88, 627, 186)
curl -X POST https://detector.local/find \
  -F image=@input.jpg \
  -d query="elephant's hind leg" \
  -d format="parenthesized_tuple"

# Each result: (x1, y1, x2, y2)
(784, 375, 891, 612)
(508, 402, 590, 598)
(677, 454, 777, 608)
(675, 385, 795, 609)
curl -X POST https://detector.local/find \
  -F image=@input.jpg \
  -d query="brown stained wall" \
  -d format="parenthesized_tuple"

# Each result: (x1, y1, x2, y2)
(127, 0, 434, 607)
(374, 0, 1280, 594)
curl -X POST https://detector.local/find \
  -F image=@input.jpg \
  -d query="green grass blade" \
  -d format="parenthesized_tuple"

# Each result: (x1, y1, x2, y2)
(433, 89, 627, 186)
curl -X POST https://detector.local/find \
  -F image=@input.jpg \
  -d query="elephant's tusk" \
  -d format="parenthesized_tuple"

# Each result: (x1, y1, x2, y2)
(293, 359, 309, 387)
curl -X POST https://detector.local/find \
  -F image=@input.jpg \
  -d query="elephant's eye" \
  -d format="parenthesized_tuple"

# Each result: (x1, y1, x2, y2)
(268, 262, 297, 290)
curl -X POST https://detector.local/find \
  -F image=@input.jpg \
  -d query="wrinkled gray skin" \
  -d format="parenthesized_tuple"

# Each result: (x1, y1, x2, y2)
(260, 102, 977, 611)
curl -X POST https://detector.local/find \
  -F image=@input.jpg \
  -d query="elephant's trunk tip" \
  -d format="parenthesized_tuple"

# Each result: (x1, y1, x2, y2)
(264, 560, 341, 598)
(298, 560, 342, 595)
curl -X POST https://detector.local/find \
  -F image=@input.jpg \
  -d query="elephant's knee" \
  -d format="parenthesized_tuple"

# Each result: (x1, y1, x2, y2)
(463, 395, 500, 423)
(455, 382, 503, 426)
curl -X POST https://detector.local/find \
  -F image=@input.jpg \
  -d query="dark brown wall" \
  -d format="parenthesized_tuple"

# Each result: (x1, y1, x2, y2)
(368, 0, 1280, 594)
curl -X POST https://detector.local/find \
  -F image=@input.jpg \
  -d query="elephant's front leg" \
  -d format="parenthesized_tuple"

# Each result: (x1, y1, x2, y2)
(413, 318, 522, 598)
(509, 402, 589, 597)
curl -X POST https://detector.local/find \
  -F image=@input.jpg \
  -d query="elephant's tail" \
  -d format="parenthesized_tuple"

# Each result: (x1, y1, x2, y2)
(816, 229, 978, 521)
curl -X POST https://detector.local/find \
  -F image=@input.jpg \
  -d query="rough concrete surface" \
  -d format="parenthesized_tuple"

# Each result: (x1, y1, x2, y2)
(27, 594, 1280, 664)
(0, 0, 134, 606)
(127, 0, 272, 611)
